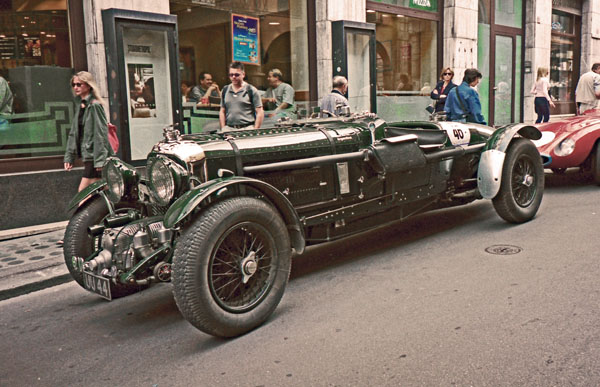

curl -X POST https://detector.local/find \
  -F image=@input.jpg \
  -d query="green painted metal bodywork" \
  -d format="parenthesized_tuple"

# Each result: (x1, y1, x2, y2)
(163, 176, 305, 253)
(67, 180, 107, 212)
(483, 123, 542, 153)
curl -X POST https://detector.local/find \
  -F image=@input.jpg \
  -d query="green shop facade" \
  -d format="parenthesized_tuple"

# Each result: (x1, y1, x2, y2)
(0, 0, 598, 230)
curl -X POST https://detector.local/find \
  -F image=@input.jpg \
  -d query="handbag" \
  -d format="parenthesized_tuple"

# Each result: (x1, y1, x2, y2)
(108, 123, 119, 153)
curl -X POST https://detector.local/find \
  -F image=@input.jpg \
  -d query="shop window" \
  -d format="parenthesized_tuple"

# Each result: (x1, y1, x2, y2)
(550, 9, 580, 115)
(0, 1, 74, 172)
(368, 10, 438, 121)
(494, 0, 522, 28)
(170, 0, 309, 132)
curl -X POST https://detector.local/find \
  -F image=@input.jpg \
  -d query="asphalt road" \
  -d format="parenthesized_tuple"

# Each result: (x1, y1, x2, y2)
(1, 171, 599, 386)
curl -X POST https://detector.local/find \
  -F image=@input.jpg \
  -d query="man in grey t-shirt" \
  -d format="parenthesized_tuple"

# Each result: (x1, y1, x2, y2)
(320, 76, 349, 117)
(190, 71, 221, 105)
(262, 68, 294, 117)
(219, 61, 264, 129)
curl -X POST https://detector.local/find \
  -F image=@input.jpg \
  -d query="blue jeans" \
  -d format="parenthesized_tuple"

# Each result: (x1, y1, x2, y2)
(534, 97, 550, 123)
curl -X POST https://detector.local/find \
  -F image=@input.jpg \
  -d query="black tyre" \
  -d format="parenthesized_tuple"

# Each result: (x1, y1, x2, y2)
(591, 143, 600, 185)
(172, 197, 292, 338)
(63, 196, 142, 298)
(492, 138, 544, 223)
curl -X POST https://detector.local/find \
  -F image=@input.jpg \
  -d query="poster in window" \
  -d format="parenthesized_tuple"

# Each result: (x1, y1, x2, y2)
(232, 14, 260, 65)
(122, 27, 172, 160)
(127, 63, 156, 119)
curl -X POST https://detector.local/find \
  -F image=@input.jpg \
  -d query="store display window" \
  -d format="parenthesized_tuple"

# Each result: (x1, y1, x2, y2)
(170, 0, 309, 131)
(550, 9, 580, 115)
(0, 1, 75, 172)
(367, 8, 439, 122)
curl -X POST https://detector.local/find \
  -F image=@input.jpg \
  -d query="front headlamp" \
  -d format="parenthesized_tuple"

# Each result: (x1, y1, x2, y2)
(554, 137, 575, 157)
(147, 156, 188, 206)
(102, 158, 139, 203)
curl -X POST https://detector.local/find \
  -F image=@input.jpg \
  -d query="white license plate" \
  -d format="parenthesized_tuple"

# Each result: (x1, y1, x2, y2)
(83, 272, 112, 300)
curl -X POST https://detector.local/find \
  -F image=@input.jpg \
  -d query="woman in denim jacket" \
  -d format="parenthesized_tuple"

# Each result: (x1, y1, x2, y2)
(63, 71, 113, 192)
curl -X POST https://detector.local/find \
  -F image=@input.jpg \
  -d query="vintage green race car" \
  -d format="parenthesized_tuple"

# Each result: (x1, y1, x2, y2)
(63, 112, 544, 337)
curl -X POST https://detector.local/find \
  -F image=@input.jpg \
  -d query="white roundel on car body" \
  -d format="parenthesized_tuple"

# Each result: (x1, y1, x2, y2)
(442, 122, 471, 146)
(531, 131, 556, 148)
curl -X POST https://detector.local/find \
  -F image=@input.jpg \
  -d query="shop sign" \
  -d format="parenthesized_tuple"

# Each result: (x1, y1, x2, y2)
(232, 14, 260, 65)
(191, 0, 215, 5)
(409, 0, 437, 12)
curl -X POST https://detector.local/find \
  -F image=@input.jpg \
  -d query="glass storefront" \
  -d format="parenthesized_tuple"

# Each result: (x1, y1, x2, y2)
(367, 6, 439, 122)
(0, 1, 75, 172)
(170, 0, 309, 132)
(550, 8, 580, 115)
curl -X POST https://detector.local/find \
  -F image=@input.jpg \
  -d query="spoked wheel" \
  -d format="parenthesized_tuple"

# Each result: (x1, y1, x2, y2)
(493, 138, 544, 223)
(172, 197, 291, 338)
(210, 221, 278, 313)
(63, 195, 144, 298)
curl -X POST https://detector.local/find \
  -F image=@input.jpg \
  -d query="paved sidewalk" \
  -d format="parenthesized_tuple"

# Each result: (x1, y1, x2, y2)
(0, 226, 72, 301)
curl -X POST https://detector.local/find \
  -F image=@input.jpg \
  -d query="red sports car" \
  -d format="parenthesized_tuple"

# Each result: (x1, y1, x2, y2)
(533, 108, 600, 184)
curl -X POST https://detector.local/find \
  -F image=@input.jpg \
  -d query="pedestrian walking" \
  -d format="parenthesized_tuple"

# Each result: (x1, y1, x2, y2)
(430, 67, 457, 112)
(575, 63, 600, 115)
(63, 71, 113, 192)
(530, 67, 555, 123)
(219, 61, 263, 129)
(444, 68, 487, 125)
(320, 76, 349, 117)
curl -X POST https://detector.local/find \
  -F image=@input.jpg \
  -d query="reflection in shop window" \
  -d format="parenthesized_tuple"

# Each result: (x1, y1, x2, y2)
(368, 10, 438, 122)
(0, 2, 74, 169)
(170, 0, 309, 132)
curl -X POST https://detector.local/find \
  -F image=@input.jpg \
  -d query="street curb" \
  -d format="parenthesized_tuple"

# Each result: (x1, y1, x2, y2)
(0, 274, 73, 301)
(0, 221, 68, 241)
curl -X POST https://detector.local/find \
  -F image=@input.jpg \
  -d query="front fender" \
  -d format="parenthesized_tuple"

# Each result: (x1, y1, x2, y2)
(477, 124, 542, 199)
(67, 180, 107, 212)
(164, 176, 306, 254)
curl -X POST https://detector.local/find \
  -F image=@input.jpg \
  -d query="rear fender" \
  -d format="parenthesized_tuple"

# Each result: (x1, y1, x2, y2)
(164, 176, 306, 254)
(67, 180, 111, 213)
(477, 124, 542, 199)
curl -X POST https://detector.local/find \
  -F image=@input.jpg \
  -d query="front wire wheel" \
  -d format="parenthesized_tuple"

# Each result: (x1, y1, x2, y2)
(492, 138, 544, 223)
(172, 197, 291, 338)
(63, 196, 145, 298)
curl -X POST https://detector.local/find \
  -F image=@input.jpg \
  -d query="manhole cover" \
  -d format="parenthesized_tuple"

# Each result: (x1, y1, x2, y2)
(485, 245, 522, 255)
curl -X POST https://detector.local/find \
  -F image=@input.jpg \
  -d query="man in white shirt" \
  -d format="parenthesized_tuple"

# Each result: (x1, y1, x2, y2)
(575, 63, 600, 115)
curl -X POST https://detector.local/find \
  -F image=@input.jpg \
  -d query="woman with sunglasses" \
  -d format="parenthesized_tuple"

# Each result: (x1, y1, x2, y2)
(63, 71, 113, 192)
(430, 67, 457, 112)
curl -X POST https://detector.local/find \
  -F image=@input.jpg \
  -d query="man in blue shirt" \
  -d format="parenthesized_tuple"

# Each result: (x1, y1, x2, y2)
(444, 68, 487, 125)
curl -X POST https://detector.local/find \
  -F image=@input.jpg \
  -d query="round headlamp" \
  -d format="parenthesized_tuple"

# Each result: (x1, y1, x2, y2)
(554, 137, 575, 157)
(102, 158, 139, 203)
(148, 156, 187, 206)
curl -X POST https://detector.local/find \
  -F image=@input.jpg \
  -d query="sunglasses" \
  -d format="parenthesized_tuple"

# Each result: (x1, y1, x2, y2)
(71, 82, 84, 88)
(443, 73, 453, 76)
(229, 73, 242, 78)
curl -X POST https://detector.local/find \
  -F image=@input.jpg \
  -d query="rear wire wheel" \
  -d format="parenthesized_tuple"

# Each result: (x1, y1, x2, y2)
(172, 197, 291, 338)
(492, 138, 544, 223)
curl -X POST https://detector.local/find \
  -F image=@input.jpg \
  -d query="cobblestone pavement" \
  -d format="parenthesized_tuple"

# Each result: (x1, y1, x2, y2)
(0, 229, 70, 300)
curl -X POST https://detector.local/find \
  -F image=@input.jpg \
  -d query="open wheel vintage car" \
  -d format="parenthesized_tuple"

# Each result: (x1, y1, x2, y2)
(533, 108, 600, 184)
(63, 112, 544, 338)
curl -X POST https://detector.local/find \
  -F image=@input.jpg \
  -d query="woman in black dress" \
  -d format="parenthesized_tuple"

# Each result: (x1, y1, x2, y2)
(430, 67, 457, 112)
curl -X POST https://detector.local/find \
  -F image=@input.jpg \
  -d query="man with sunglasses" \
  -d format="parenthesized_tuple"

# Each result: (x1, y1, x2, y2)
(219, 61, 263, 130)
